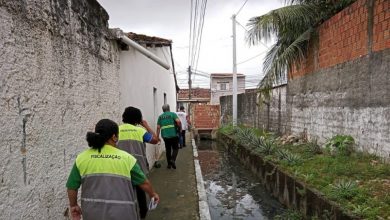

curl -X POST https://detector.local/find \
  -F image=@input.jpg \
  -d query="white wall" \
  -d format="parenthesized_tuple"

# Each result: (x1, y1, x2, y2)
(119, 45, 177, 167)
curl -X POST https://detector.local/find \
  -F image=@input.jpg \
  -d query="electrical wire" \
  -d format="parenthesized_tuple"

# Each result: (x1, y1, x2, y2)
(237, 51, 267, 65)
(236, 0, 249, 16)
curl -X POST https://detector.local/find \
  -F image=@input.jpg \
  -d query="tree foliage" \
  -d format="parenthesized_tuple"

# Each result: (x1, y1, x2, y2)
(247, 0, 356, 88)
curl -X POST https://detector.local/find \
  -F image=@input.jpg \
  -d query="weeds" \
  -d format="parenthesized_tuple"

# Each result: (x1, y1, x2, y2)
(218, 126, 390, 219)
(350, 204, 371, 217)
(258, 138, 276, 155)
(324, 135, 355, 156)
(328, 180, 359, 200)
(305, 139, 322, 155)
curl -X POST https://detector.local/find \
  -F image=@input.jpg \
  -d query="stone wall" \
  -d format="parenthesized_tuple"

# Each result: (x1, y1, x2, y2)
(0, 0, 120, 219)
(287, 0, 390, 157)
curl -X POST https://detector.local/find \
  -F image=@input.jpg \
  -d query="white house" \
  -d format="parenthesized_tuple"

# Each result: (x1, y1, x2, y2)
(210, 73, 246, 104)
(119, 32, 179, 168)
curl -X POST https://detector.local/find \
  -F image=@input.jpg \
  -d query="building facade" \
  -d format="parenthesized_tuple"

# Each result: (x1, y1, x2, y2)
(210, 73, 245, 104)
(119, 32, 178, 166)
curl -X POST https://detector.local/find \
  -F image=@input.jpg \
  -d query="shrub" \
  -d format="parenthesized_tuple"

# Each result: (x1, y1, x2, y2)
(324, 135, 355, 156)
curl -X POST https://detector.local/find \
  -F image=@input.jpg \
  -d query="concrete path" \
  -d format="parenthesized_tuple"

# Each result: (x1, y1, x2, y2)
(147, 133, 200, 220)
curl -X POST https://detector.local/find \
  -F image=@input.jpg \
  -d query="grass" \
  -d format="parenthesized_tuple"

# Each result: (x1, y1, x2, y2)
(218, 125, 390, 219)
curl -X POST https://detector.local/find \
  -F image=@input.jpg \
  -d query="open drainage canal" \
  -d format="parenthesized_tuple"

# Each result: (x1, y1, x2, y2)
(196, 139, 286, 220)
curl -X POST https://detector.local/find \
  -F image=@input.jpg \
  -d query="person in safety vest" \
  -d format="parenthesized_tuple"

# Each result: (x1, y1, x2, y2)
(117, 106, 160, 219)
(66, 119, 159, 220)
(156, 104, 182, 169)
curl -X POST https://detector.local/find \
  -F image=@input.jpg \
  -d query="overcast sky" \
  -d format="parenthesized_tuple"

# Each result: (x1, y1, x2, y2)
(97, 0, 283, 89)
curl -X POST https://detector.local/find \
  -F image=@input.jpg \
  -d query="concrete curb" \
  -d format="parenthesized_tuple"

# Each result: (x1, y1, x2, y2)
(192, 139, 211, 220)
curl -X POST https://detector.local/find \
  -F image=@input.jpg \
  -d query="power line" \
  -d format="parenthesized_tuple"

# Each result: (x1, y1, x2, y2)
(236, 0, 249, 16)
(192, 0, 208, 70)
(188, 0, 194, 66)
(235, 20, 248, 31)
(188, 0, 208, 66)
(237, 51, 267, 65)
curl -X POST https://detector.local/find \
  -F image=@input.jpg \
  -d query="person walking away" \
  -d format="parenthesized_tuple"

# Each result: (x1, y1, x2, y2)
(117, 106, 159, 219)
(156, 104, 181, 169)
(176, 106, 191, 148)
(66, 119, 159, 220)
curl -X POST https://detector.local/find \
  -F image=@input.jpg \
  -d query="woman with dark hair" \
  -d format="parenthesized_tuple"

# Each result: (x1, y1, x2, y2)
(66, 119, 159, 220)
(118, 106, 160, 219)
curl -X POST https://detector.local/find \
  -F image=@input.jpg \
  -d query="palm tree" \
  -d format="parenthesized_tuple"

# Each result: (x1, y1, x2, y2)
(247, 0, 356, 88)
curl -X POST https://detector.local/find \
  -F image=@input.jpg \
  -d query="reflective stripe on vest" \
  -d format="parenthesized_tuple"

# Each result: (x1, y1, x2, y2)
(75, 145, 139, 220)
(161, 124, 175, 130)
(118, 124, 149, 174)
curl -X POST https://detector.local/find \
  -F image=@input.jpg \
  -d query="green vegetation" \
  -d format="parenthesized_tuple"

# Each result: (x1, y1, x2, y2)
(247, 0, 357, 88)
(219, 125, 390, 219)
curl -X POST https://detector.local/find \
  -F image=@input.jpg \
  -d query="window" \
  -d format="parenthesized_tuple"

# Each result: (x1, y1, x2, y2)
(218, 82, 229, 91)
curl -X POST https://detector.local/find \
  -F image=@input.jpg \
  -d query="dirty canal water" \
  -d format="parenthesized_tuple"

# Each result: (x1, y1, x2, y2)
(196, 139, 286, 220)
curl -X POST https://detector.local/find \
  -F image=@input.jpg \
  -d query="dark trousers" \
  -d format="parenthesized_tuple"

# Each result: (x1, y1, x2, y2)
(136, 185, 148, 219)
(164, 137, 179, 164)
(180, 130, 186, 147)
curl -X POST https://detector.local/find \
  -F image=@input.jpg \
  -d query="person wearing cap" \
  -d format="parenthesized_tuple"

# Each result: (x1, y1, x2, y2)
(156, 104, 182, 169)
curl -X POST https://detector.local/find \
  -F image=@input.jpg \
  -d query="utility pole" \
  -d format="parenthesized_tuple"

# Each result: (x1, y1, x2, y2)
(188, 65, 192, 118)
(232, 14, 238, 126)
(188, 66, 192, 100)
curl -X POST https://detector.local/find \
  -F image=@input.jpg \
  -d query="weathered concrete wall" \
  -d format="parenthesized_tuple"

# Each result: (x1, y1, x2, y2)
(287, 49, 390, 157)
(287, 0, 390, 157)
(220, 86, 287, 134)
(0, 0, 120, 219)
(258, 86, 288, 134)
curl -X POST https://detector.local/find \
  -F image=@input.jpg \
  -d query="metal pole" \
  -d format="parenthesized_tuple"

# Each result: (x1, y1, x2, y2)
(120, 35, 171, 70)
(188, 66, 192, 117)
(232, 14, 237, 126)
(188, 66, 192, 100)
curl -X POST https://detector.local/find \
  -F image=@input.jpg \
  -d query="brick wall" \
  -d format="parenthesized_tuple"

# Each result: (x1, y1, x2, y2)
(220, 0, 389, 158)
(291, 0, 389, 77)
(287, 0, 390, 157)
(193, 104, 220, 129)
(373, 0, 390, 51)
